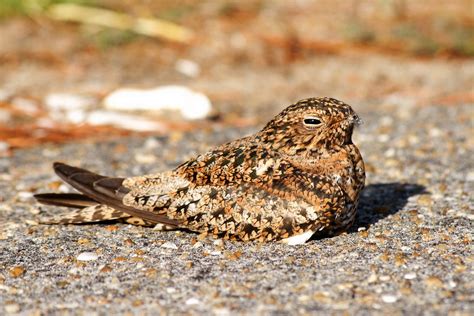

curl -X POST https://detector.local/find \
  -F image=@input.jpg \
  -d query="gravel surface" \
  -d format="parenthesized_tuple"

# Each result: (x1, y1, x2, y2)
(0, 102, 473, 315)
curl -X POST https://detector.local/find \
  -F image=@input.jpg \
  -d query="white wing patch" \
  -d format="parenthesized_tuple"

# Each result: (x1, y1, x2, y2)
(280, 230, 315, 245)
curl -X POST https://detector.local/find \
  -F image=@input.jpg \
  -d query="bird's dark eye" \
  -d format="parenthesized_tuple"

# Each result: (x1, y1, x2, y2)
(303, 117, 322, 126)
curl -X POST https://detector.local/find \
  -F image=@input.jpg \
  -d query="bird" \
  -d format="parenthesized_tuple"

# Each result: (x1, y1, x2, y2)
(34, 97, 365, 244)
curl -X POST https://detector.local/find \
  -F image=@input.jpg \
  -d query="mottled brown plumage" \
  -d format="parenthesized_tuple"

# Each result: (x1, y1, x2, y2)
(35, 97, 365, 244)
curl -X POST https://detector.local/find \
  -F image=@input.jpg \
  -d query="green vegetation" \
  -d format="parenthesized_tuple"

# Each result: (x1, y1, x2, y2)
(343, 20, 376, 44)
(392, 23, 441, 56)
(0, 0, 95, 19)
(343, 17, 474, 57)
(156, 4, 195, 22)
(87, 28, 138, 49)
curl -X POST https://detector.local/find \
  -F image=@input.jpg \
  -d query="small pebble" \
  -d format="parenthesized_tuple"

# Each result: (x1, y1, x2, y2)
(175, 59, 201, 77)
(4, 303, 20, 314)
(185, 298, 201, 305)
(9, 266, 25, 278)
(134, 153, 157, 164)
(425, 276, 444, 288)
(24, 219, 38, 226)
(45, 93, 94, 111)
(213, 239, 224, 247)
(28, 208, 40, 215)
(367, 273, 378, 283)
(17, 191, 34, 202)
(192, 241, 203, 249)
(381, 294, 398, 303)
(76, 252, 99, 261)
(404, 272, 417, 280)
(0, 141, 9, 152)
(144, 137, 160, 149)
(379, 275, 391, 281)
(161, 242, 178, 249)
(377, 134, 390, 142)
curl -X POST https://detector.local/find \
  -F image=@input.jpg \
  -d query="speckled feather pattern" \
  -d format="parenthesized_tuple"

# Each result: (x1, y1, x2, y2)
(36, 97, 365, 242)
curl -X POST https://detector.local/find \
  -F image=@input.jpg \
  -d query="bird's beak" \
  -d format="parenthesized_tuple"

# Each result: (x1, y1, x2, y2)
(351, 114, 363, 126)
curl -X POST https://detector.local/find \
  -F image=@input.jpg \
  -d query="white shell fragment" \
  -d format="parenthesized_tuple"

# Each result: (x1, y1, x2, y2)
(76, 252, 99, 261)
(103, 85, 212, 120)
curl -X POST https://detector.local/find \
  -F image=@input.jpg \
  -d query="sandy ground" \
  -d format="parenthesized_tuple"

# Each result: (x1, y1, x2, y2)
(1, 100, 473, 314)
(0, 1, 473, 314)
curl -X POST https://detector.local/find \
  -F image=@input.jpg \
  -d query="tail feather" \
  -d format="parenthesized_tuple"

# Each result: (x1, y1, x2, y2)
(33, 193, 98, 208)
(34, 162, 181, 227)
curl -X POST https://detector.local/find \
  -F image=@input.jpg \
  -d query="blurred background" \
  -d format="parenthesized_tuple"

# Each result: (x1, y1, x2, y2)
(0, 0, 472, 155)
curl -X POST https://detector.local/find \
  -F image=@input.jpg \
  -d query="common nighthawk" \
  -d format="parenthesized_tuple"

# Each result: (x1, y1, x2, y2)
(35, 97, 365, 244)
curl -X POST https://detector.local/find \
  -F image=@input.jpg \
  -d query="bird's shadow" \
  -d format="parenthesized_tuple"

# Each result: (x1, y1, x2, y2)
(351, 182, 427, 231)
(312, 182, 426, 240)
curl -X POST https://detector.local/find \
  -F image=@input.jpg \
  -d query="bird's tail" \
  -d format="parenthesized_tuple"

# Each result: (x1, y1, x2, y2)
(34, 162, 180, 227)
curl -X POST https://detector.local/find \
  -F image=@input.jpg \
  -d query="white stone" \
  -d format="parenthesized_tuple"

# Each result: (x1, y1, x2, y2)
(103, 85, 212, 120)
(45, 93, 94, 111)
(175, 59, 200, 77)
(0, 109, 11, 123)
(17, 191, 34, 201)
(185, 298, 201, 305)
(381, 294, 398, 303)
(65, 109, 87, 124)
(377, 134, 390, 143)
(134, 153, 156, 164)
(380, 116, 393, 126)
(12, 97, 39, 114)
(144, 137, 160, 149)
(86, 110, 166, 132)
(379, 275, 391, 281)
(0, 88, 12, 102)
(76, 252, 99, 261)
(4, 303, 20, 314)
(166, 287, 176, 293)
(429, 127, 443, 137)
(0, 141, 10, 152)
(367, 273, 378, 283)
(384, 148, 396, 157)
(213, 307, 231, 316)
(404, 272, 417, 280)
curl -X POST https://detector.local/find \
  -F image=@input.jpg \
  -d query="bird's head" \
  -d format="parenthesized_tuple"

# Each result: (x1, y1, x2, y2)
(257, 97, 361, 155)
